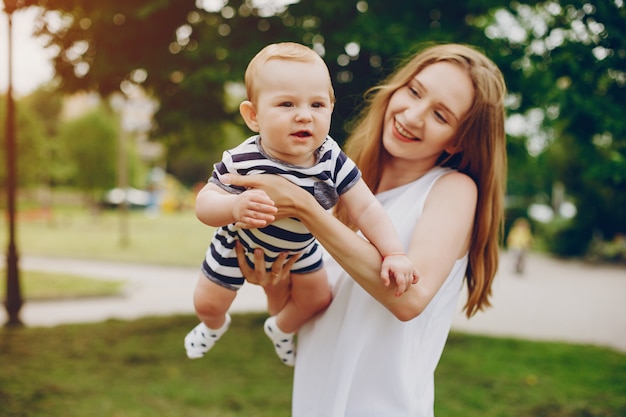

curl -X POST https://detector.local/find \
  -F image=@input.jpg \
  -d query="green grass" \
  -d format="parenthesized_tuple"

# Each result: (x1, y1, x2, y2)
(2, 206, 626, 416)
(437, 333, 626, 416)
(2, 208, 203, 299)
(0, 313, 624, 417)
(5, 209, 209, 266)
(0, 314, 292, 417)
(0, 269, 124, 300)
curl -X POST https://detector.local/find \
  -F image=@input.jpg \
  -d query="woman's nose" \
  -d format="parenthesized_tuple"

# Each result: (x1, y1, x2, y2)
(405, 104, 426, 128)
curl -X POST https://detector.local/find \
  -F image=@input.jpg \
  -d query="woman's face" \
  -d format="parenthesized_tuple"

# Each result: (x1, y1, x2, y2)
(382, 61, 474, 166)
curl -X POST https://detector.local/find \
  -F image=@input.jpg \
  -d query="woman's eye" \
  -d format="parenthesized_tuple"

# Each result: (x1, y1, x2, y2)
(434, 111, 448, 124)
(408, 86, 420, 98)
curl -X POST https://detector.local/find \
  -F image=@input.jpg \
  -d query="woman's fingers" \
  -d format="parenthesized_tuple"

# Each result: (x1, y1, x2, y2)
(252, 246, 268, 285)
(236, 242, 264, 286)
(235, 241, 251, 276)
(235, 240, 300, 287)
(220, 173, 259, 188)
(270, 251, 301, 284)
(271, 252, 289, 284)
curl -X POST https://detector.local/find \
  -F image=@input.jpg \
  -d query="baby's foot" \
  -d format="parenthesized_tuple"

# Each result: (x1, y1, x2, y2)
(184, 314, 231, 359)
(263, 316, 296, 366)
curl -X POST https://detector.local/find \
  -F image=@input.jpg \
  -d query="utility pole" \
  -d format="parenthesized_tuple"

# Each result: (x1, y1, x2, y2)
(3, 0, 23, 327)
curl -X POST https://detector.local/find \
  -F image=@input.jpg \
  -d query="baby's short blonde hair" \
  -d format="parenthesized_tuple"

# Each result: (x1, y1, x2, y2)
(244, 42, 335, 104)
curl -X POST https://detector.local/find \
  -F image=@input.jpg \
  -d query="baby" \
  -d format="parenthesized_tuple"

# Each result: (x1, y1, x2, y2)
(184, 42, 418, 366)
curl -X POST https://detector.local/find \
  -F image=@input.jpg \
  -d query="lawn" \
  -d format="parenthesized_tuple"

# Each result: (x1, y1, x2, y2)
(1, 208, 626, 416)
(7, 208, 208, 266)
(0, 269, 124, 300)
(0, 313, 624, 417)
(2, 209, 202, 298)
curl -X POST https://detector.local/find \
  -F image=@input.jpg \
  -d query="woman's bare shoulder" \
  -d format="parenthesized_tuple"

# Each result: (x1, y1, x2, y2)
(438, 170, 476, 190)
(429, 171, 477, 206)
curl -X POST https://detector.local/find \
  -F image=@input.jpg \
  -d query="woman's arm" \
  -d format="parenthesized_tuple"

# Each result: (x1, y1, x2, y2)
(221, 172, 476, 321)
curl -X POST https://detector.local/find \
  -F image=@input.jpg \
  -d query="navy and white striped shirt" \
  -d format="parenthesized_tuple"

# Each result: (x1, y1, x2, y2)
(202, 135, 361, 289)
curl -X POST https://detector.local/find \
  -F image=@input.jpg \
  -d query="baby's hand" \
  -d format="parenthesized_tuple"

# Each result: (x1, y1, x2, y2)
(232, 189, 277, 229)
(380, 253, 419, 297)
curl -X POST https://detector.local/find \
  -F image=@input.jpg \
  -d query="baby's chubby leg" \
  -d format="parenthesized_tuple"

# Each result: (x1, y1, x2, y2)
(184, 274, 237, 359)
(192, 273, 237, 329)
(276, 268, 331, 333)
(263, 268, 331, 366)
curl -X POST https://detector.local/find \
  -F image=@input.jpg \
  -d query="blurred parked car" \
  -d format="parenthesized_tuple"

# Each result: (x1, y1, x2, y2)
(101, 187, 151, 209)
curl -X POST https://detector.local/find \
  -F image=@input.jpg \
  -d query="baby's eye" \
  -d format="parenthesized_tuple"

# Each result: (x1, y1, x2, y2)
(279, 102, 294, 107)
(311, 102, 325, 108)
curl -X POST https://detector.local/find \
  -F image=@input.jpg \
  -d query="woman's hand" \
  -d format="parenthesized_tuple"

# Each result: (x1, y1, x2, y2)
(221, 173, 312, 220)
(235, 242, 300, 315)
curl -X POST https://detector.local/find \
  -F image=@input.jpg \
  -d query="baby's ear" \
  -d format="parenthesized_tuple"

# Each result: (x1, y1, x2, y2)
(239, 101, 260, 132)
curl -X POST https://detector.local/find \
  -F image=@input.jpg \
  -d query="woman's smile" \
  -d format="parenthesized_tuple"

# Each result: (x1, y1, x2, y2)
(394, 119, 419, 141)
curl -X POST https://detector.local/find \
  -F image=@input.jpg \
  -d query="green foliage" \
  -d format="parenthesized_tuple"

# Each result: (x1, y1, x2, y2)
(586, 233, 626, 264)
(1, 87, 91, 196)
(0, 92, 50, 188)
(483, 1, 626, 254)
(20, 86, 63, 138)
(24, 0, 508, 183)
(56, 107, 118, 198)
(540, 218, 592, 257)
(16, 0, 626, 258)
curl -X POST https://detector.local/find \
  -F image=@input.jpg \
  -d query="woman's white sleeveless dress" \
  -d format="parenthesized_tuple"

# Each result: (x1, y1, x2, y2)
(292, 167, 468, 417)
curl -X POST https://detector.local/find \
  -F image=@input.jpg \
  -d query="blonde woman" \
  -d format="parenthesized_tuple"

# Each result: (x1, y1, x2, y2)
(228, 43, 507, 416)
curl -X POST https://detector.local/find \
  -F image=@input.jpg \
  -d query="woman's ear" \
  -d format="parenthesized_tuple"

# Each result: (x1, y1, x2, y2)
(444, 140, 463, 155)
(239, 100, 260, 132)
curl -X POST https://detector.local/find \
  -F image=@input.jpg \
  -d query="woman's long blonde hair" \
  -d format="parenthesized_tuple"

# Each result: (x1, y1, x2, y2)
(336, 43, 507, 318)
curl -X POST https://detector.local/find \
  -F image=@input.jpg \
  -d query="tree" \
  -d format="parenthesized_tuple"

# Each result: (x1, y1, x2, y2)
(23, 0, 508, 183)
(20, 86, 68, 189)
(56, 107, 118, 205)
(0, 92, 51, 189)
(480, 1, 626, 255)
(20, 0, 626, 257)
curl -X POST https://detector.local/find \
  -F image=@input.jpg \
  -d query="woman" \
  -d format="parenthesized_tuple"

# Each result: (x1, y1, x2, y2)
(227, 43, 507, 416)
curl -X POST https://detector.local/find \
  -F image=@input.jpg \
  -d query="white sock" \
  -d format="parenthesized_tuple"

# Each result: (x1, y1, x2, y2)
(263, 316, 296, 366)
(184, 314, 231, 359)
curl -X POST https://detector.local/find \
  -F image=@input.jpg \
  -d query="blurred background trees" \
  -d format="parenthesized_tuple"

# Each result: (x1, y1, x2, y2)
(3, 0, 625, 261)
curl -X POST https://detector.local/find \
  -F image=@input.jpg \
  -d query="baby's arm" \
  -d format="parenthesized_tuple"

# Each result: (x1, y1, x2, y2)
(195, 182, 277, 229)
(340, 179, 419, 296)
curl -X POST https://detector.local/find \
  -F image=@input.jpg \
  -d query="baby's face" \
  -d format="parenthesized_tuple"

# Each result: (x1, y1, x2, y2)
(253, 58, 333, 167)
